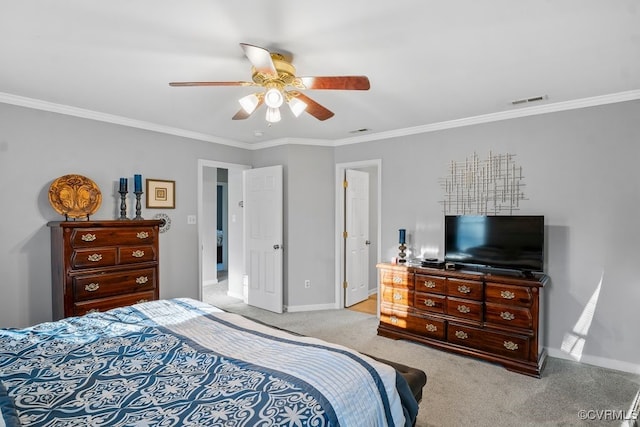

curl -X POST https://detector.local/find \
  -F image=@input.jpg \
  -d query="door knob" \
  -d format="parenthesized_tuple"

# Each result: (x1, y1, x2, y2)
(365, 240, 371, 245)
(273, 244, 280, 250)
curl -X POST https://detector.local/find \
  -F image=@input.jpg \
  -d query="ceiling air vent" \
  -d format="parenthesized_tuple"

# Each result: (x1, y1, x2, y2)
(511, 95, 548, 105)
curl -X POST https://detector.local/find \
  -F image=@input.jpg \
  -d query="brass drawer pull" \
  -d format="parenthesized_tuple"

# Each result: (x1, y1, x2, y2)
(504, 341, 519, 351)
(390, 315, 398, 325)
(136, 276, 149, 284)
(85, 283, 100, 292)
(455, 330, 468, 340)
(136, 299, 149, 304)
(424, 299, 436, 307)
(136, 231, 149, 239)
(393, 292, 402, 301)
(132, 250, 145, 258)
(392, 275, 403, 284)
(500, 311, 515, 321)
(501, 290, 515, 299)
(457, 284, 471, 294)
(457, 305, 471, 314)
(87, 253, 102, 262)
(424, 280, 436, 288)
(425, 324, 438, 332)
(81, 233, 96, 242)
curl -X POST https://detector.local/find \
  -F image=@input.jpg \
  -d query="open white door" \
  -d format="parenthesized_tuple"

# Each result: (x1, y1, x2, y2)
(345, 169, 370, 307)
(244, 165, 283, 313)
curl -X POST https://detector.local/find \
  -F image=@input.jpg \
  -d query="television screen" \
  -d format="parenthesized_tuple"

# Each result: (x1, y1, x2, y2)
(444, 215, 544, 273)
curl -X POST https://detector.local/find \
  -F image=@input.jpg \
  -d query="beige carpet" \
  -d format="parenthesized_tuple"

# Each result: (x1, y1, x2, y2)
(203, 283, 640, 427)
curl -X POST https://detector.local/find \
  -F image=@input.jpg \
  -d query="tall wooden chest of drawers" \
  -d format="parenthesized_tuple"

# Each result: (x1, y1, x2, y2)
(48, 220, 162, 320)
(377, 263, 548, 377)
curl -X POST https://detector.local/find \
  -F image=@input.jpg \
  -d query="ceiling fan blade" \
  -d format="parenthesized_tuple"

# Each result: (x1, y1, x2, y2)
(169, 81, 255, 87)
(297, 76, 370, 90)
(232, 98, 264, 120)
(240, 43, 278, 77)
(290, 92, 334, 121)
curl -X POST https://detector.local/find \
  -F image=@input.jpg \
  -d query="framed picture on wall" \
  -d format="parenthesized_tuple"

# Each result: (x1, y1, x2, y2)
(146, 179, 175, 209)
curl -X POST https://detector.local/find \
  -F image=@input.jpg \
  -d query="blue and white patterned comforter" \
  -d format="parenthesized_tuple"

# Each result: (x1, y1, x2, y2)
(0, 298, 412, 426)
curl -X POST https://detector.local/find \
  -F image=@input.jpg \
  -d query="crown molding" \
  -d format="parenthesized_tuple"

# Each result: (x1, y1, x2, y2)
(0, 92, 251, 150)
(2, 89, 639, 150)
(333, 89, 640, 147)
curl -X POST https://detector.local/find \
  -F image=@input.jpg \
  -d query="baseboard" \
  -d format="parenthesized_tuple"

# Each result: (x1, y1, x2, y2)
(547, 347, 640, 375)
(285, 303, 338, 312)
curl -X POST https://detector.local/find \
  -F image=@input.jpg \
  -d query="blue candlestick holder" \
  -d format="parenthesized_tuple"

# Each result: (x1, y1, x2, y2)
(118, 190, 129, 220)
(134, 191, 143, 220)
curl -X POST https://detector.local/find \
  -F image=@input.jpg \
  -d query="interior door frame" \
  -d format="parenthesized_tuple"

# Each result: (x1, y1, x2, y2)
(197, 159, 251, 301)
(334, 159, 382, 310)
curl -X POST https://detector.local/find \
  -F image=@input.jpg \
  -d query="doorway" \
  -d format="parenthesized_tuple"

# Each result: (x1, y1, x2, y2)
(197, 159, 251, 303)
(334, 160, 381, 312)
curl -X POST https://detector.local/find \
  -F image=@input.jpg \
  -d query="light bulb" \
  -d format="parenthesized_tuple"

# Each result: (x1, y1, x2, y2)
(265, 107, 281, 123)
(238, 93, 259, 114)
(287, 97, 307, 117)
(264, 88, 284, 108)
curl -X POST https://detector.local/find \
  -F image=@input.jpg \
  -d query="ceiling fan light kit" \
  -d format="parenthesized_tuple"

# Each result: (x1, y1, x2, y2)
(265, 107, 282, 123)
(238, 93, 260, 114)
(169, 43, 370, 124)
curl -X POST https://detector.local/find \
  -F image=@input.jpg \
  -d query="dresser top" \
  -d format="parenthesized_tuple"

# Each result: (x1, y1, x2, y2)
(47, 219, 163, 228)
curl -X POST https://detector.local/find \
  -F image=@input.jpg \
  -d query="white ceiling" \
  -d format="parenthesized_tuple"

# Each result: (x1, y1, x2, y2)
(1, 1, 639, 147)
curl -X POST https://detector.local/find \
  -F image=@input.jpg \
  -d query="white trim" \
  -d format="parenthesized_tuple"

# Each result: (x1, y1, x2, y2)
(333, 90, 640, 146)
(0, 92, 249, 149)
(197, 159, 251, 303)
(547, 347, 640, 375)
(335, 159, 382, 312)
(3, 89, 639, 149)
(285, 303, 339, 312)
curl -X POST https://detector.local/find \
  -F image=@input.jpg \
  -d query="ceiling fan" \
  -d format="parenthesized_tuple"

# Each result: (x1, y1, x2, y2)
(169, 43, 370, 123)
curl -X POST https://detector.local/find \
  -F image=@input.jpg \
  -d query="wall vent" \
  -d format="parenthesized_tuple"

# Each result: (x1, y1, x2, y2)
(511, 95, 548, 105)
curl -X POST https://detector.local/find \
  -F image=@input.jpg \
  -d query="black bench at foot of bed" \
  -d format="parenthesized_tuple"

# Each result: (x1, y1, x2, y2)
(366, 354, 427, 403)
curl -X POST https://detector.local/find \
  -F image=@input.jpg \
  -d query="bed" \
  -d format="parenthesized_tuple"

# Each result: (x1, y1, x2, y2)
(0, 298, 424, 426)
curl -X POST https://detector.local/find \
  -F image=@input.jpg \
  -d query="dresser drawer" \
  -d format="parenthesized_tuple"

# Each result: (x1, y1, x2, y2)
(485, 302, 533, 330)
(73, 291, 156, 316)
(70, 227, 157, 248)
(446, 297, 483, 322)
(414, 274, 446, 294)
(380, 269, 412, 288)
(380, 309, 410, 329)
(485, 283, 533, 306)
(71, 248, 117, 269)
(406, 314, 446, 340)
(381, 285, 413, 306)
(118, 246, 157, 264)
(73, 268, 156, 301)
(414, 293, 446, 314)
(447, 323, 530, 361)
(446, 278, 483, 301)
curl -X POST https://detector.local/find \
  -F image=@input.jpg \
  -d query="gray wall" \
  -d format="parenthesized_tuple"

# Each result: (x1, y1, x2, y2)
(335, 100, 640, 373)
(0, 103, 251, 327)
(1, 98, 639, 374)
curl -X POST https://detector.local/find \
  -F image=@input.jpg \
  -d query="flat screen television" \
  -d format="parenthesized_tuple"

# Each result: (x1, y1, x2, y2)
(444, 215, 544, 274)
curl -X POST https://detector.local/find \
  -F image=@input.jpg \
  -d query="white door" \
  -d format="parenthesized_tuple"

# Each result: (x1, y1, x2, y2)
(244, 165, 283, 313)
(345, 169, 370, 307)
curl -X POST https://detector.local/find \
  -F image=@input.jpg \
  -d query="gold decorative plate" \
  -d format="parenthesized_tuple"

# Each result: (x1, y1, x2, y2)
(48, 174, 102, 219)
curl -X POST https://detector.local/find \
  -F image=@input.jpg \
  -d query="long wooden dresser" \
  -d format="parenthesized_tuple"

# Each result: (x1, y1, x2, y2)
(377, 262, 548, 377)
(48, 220, 162, 320)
